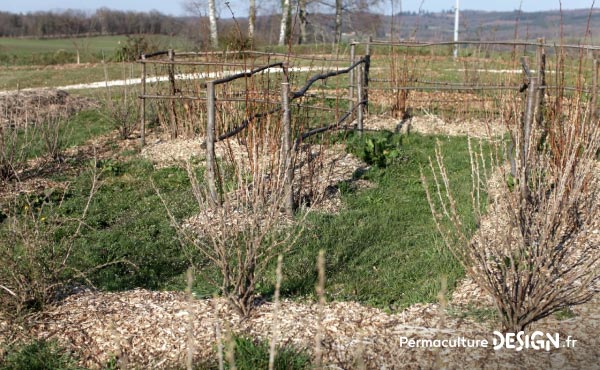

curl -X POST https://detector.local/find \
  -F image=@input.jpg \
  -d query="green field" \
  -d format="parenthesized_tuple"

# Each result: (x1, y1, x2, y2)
(0, 35, 192, 66)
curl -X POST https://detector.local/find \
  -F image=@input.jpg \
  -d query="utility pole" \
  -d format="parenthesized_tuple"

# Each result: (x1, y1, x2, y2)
(453, 0, 460, 59)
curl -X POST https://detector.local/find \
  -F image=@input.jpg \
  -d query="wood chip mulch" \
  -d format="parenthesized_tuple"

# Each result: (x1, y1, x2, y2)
(364, 114, 507, 138)
(0, 89, 98, 128)
(1, 287, 598, 369)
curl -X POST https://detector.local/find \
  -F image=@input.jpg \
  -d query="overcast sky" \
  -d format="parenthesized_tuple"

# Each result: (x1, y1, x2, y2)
(0, 0, 596, 17)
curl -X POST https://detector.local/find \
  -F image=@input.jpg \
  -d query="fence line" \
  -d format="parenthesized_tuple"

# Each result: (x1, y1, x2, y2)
(137, 40, 598, 214)
(363, 39, 600, 52)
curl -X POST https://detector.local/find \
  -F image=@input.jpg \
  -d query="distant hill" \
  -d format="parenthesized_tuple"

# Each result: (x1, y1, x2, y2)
(375, 8, 600, 43)
(1, 7, 598, 46)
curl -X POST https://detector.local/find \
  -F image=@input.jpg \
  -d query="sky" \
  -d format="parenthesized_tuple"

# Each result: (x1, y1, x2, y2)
(0, 0, 596, 17)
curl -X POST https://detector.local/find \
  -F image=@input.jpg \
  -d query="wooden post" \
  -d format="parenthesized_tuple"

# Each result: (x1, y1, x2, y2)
(168, 49, 176, 93)
(206, 81, 219, 206)
(140, 54, 146, 147)
(364, 38, 371, 112)
(357, 63, 364, 134)
(281, 81, 294, 217)
(168, 49, 179, 138)
(522, 79, 537, 199)
(349, 40, 356, 100)
(593, 59, 598, 122)
(535, 38, 546, 127)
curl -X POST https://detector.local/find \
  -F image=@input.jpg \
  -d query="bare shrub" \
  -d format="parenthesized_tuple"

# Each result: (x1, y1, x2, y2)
(159, 111, 314, 317)
(0, 99, 36, 181)
(0, 124, 28, 181)
(388, 52, 414, 119)
(422, 83, 600, 331)
(0, 161, 135, 316)
(101, 63, 141, 140)
(37, 110, 67, 162)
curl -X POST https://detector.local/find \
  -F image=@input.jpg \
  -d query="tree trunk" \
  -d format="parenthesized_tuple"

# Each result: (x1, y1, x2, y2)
(298, 0, 307, 45)
(248, 0, 256, 44)
(334, 0, 342, 44)
(208, 0, 218, 48)
(278, 0, 291, 46)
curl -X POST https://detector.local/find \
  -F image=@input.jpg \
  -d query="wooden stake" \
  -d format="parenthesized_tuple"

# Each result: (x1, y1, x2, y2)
(593, 59, 598, 122)
(168, 49, 179, 138)
(206, 81, 219, 206)
(140, 54, 146, 147)
(281, 81, 294, 217)
(349, 41, 356, 100)
(357, 64, 364, 134)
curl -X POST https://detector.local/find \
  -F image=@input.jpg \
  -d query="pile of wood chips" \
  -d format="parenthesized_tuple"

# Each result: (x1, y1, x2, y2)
(0, 89, 98, 128)
(1, 282, 597, 369)
(363, 114, 507, 138)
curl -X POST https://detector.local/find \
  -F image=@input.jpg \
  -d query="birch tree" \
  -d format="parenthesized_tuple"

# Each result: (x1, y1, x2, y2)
(248, 0, 256, 43)
(298, 0, 308, 44)
(207, 0, 218, 48)
(334, 0, 342, 43)
(278, 0, 291, 46)
(184, 0, 218, 48)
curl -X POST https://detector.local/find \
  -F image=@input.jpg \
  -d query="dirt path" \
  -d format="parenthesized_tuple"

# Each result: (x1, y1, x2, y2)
(0, 66, 327, 93)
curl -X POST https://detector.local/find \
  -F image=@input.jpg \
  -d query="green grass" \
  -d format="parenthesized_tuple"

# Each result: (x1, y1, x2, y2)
(0, 36, 127, 55)
(10, 109, 113, 161)
(0, 35, 192, 66)
(4, 127, 480, 309)
(1, 337, 310, 370)
(54, 159, 200, 291)
(0, 340, 83, 370)
(0, 63, 144, 91)
(224, 337, 310, 370)
(268, 133, 476, 310)
(174, 132, 478, 310)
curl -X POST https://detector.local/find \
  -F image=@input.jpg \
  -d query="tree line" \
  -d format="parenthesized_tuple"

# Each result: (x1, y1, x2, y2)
(0, 1, 388, 46)
(0, 9, 189, 38)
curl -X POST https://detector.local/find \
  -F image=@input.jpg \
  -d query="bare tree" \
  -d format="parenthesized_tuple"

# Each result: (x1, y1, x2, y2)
(249, 0, 257, 43)
(184, 0, 219, 48)
(208, 0, 218, 48)
(298, 0, 308, 44)
(279, 0, 292, 46)
(334, 0, 342, 43)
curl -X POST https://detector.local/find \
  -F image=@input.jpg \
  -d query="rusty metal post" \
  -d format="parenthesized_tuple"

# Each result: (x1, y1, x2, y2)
(140, 54, 146, 147)
(349, 40, 356, 100)
(281, 80, 294, 217)
(206, 81, 219, 206)
(357, 63, 364, 134)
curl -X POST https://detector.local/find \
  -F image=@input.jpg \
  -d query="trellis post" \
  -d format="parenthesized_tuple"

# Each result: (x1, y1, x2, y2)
(168, 49, 179, 137)
(206, 81, 219, 206)
(593, 59, 598, 122)
(535, 38, 546, 127)
(140, 54, 146, 147)
(522, 79, 537, 200)
(349, 40, 356, 100)
(281, 78, 294, 217)
(357, 63, 364, 134)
